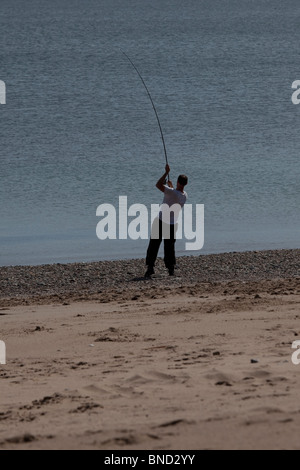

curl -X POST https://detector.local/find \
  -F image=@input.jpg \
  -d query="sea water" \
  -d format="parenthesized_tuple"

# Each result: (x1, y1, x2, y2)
(0, 0, 299, 266)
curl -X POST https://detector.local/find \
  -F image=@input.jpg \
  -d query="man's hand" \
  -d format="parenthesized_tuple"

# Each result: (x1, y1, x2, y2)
(156, 165, 171, 193)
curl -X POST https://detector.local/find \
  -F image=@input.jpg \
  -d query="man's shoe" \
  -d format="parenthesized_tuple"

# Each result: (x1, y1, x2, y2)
(169, 267, 175, 276)
(145, 267, 155, 279)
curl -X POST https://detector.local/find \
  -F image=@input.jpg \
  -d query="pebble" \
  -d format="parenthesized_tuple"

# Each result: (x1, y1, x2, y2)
(0, 249, 299, 306)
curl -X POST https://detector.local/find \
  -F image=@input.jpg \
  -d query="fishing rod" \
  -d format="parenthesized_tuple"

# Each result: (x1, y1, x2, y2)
(121, 50, 170, 181)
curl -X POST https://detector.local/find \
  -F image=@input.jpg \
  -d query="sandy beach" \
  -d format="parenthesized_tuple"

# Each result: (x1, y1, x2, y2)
(0, 249, 300, 450)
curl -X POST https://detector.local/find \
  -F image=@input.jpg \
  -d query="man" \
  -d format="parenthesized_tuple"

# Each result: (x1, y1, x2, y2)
(145, 164, 188, 278)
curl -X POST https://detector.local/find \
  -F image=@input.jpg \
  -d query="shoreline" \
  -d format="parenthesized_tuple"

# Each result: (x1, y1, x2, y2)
(0, 248, 299, 307)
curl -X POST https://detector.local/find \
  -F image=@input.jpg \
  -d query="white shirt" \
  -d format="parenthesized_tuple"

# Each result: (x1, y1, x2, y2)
(159, 186, 188, 225)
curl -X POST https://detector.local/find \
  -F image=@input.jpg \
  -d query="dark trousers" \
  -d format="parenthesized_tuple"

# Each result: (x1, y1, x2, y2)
(146, 218, 177, 270)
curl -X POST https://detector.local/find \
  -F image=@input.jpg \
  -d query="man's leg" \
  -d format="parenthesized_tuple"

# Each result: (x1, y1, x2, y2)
(164, 223, 176, 275)
(145, 218, 162, 276)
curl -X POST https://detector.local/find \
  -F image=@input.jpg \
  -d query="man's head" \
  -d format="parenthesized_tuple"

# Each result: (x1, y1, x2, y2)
(177, 174, 188, 192)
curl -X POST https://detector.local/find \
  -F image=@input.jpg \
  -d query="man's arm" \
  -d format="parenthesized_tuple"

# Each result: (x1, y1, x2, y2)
(156, 165, 171, 193)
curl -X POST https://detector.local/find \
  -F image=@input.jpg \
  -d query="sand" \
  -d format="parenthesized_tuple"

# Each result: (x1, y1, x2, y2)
(0, 251, 300, 450)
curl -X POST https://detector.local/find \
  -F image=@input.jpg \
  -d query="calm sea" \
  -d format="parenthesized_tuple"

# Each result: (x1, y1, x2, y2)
(0, 0, 299, 266)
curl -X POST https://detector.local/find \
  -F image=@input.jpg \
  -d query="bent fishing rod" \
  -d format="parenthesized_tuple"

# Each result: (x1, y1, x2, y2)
(121, 50, 170, 181)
